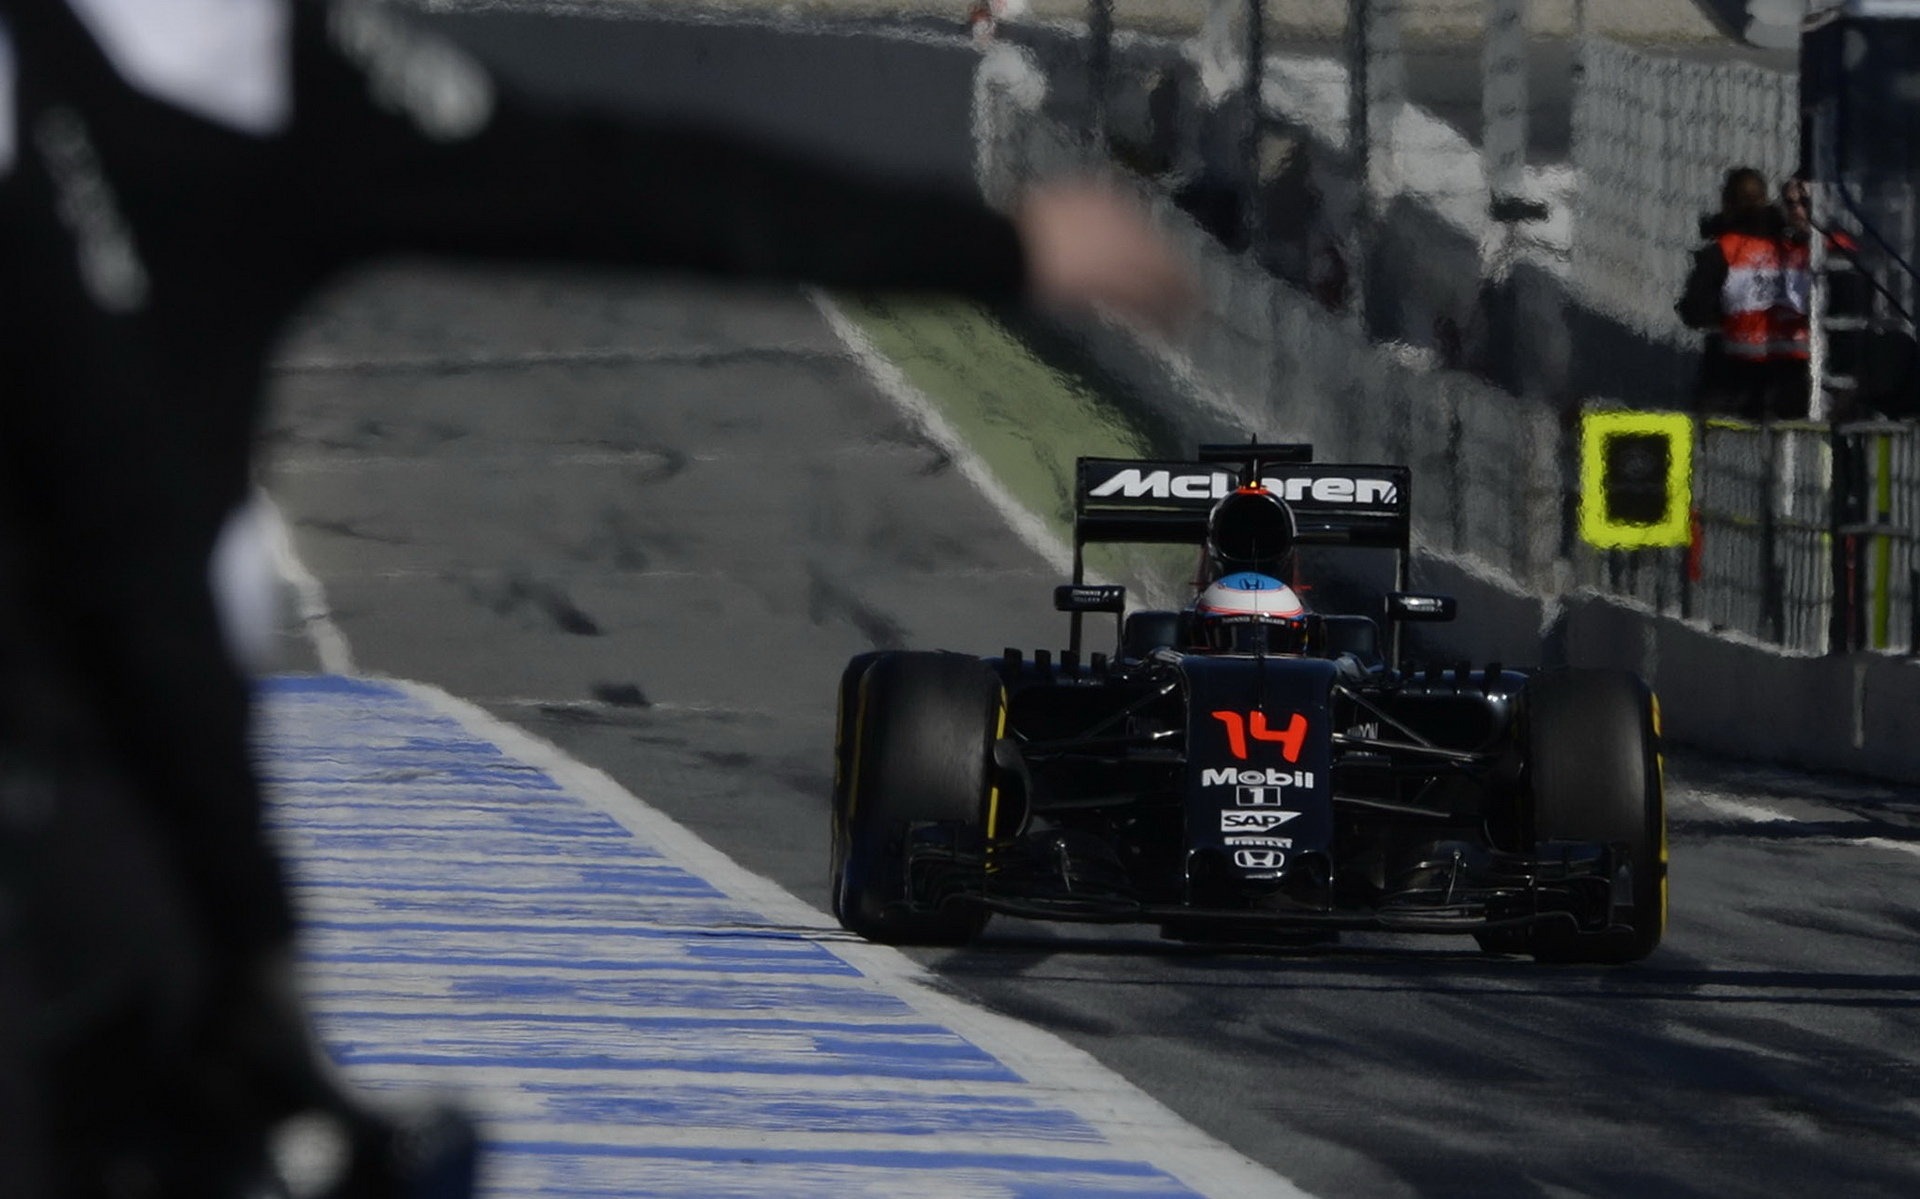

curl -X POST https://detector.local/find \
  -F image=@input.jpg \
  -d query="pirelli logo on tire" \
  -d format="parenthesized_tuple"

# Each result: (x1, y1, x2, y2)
(1578, 410, 1694, 549)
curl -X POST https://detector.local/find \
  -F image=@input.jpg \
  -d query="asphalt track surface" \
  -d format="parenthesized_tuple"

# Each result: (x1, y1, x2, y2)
(262, 263, 1920, 1199)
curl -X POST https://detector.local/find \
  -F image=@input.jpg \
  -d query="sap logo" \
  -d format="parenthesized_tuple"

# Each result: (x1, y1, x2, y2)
(1201, 767, 1315, 788)
(1221, 811, 1301, 833)
(1233, 849, 1287, 870)
(1225, 836, 1294, 849)
(1088, 469, 1399, 506)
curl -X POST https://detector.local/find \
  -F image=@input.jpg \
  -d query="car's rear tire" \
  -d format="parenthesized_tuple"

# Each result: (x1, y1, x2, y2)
(1513, 669, 1667, 964)
(830, 652, 1000, 945)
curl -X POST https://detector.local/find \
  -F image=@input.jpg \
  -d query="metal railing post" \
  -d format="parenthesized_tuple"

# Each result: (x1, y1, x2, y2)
(1088, 0, 1112, 144)
(1761, 425, 1786, 644)
(1872, 430, 1894, 648)
(1910, 566, 1920, 657)
(1828, 422, 1859, 654)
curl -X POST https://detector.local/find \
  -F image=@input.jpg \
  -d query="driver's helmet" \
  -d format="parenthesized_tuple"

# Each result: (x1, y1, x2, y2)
(1192, 572, 1311, 654)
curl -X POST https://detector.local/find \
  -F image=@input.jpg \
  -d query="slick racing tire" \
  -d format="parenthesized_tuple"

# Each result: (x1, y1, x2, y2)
(830, 652, 1000, 945)
(1510, 669, 1668, 964)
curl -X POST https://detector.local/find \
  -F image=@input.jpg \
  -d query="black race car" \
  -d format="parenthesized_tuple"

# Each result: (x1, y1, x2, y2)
(829, 443, 1667, 963)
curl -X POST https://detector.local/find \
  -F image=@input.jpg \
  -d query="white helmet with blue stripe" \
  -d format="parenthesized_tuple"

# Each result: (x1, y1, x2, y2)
(1194, 572, 1310, 654)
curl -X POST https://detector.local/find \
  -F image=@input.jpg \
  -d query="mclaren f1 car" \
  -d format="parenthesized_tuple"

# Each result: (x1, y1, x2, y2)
(828, 443, 1667, 963)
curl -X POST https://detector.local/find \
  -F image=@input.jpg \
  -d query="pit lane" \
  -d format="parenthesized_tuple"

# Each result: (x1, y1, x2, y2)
(264, 263, 1920, 1199)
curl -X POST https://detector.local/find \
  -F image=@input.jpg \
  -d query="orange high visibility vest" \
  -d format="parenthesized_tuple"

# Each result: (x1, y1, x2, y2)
(1769, 231, 1857, 362)
(1718, 231, 1788, 360)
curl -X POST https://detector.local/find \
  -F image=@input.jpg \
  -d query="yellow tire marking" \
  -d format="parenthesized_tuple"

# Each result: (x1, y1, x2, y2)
(985, 685, 1009, 873)
(1650, 691, 1669, 934)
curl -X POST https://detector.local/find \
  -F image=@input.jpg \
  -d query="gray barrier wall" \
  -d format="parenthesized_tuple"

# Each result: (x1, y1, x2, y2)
(978, 46, 1920, 783)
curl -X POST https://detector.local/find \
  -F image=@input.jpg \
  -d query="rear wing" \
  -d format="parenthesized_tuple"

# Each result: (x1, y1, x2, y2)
(1066, 443, 1414, 659)
(1074, 448, 1412, 563)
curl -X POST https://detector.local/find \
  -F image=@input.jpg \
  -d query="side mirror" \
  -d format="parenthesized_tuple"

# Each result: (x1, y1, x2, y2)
(1055, 584, 1126, 614)
(1385, 592, 1456, 623)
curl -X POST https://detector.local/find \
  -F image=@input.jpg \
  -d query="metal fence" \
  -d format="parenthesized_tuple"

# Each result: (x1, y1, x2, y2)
(1571, 419, 1920, 656)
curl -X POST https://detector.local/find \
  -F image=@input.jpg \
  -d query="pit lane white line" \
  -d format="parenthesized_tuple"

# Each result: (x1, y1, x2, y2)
(1851, 837, 1920, 859)
(262, 490, 356, 674)
(1681, 791, 1802, 825)
(1681, 790, 1920, 858)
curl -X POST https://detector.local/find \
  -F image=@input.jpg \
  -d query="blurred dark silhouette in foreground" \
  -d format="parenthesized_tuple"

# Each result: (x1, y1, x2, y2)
(0, 1, 1193, 1194)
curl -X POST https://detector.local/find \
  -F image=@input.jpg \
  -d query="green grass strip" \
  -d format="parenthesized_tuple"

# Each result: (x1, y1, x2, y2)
(834, 294, 1193, 602)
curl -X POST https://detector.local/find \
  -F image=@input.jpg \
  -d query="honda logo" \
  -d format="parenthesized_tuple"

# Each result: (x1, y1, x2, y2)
(1232, 849, 1286, 869)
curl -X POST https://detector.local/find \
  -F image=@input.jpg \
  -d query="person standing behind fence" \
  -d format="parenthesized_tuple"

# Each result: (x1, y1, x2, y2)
(1766, 171, 1889, 420)
(1774, 172, 1872, 421)
(1676, 166, 1801, 421)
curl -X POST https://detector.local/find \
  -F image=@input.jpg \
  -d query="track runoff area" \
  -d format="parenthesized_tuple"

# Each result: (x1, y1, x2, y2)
(263, 673, 1298, 1196)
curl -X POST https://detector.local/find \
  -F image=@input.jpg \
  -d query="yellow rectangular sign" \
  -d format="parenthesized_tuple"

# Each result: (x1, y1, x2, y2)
(1578, 411, 1694, 549)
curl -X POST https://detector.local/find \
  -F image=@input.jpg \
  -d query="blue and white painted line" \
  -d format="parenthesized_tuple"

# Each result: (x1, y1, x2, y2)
(261, 674, 1305, 1198)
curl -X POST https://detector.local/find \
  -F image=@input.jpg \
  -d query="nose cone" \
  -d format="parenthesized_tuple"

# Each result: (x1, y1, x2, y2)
(1207, 489, 1296, 576)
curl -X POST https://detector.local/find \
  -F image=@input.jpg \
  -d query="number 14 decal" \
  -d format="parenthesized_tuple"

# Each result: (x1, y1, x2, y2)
(1210, 710, 1307, 762)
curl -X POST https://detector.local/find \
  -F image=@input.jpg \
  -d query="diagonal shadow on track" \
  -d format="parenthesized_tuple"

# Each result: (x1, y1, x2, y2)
(928, 938, 1920, 1007)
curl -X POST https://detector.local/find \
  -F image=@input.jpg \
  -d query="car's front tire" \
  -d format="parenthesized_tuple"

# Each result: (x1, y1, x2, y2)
(830, 652, 1000, 945)
(1511, 669, 1667, 964)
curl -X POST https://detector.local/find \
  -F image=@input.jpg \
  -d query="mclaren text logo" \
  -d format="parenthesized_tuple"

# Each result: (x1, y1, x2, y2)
(1210, 711, 1307, 762)
(1088, 469, 1399, 506)
(1221, 811, 1302, 833)
(1233, 849, 1287, 870)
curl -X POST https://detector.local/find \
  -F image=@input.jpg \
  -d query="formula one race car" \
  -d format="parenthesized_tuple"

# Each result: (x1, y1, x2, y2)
(829, 444, 1667, 963)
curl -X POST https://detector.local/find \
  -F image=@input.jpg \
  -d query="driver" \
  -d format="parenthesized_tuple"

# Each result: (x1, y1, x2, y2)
(1190, 485, 1312, 655)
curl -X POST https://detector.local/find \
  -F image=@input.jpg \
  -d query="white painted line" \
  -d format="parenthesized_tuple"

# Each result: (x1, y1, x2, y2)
(303, 963, 868, 985)
(301, 997, 940, 1022)
(1843, 836, 1920, 860)
(1685, 791, 1798, 825)
(395, 676, 1311, 1199)
(413, 1122, 1129, 1158)
(1682, 792, 1920, 857)
(260, 490, 356, 674)
(282, 850, 674, 869)
(809, 289, 1074, 577)
(333, 1063, 1059, 1097)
